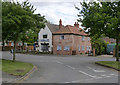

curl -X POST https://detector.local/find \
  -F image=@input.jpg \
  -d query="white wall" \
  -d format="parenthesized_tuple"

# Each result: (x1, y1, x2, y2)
(38, 25, 52, 52)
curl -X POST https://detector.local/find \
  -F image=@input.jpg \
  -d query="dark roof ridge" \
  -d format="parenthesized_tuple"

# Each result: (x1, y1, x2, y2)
(46, 23, 59, 33)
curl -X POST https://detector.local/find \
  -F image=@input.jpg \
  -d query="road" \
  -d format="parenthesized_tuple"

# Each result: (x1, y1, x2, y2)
(2, 51, 119, 83)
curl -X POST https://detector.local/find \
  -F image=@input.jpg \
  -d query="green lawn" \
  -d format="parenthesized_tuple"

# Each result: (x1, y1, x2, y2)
(96, 61, 120, 70)
(0, 59, 2, 70)
(1, 59, 33, 76)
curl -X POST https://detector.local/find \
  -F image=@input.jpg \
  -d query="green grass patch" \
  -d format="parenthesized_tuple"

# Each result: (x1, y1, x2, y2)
(0, 59, 2, 70)
(96, 61, 120, 70)
(2, 59, 33, 76)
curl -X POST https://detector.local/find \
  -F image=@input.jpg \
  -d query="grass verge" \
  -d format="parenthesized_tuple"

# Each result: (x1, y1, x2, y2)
(95, 61, 120, 71)
(1, 59, 33, 76)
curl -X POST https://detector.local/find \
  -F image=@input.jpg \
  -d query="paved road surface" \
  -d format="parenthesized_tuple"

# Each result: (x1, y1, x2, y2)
(2, 51, 119, 83)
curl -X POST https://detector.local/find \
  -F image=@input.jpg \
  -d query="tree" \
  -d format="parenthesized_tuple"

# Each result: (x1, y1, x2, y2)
(20, 13, 46, 51)
(19, 0, 46, 51)
(2, 2, 12, 50)
(2, 1, 46, 62)
(0, 0, 1, 43)
(90, 34, 108, 55)
(76, 1, 120, 61)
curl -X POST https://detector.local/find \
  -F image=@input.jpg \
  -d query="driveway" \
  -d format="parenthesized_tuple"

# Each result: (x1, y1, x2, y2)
(2, 51, 119, 83)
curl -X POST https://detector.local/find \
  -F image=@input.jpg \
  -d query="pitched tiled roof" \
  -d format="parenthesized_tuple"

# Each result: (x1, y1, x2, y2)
(46, 23, 59, 33)
(53, 25, 88, 36)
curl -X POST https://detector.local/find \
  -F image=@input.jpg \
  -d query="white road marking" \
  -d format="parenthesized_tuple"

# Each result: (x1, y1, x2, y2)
(63, 78, 93, 83)
(101, 74, 111, 77)
(94, 77, 102, 79)
(55, 61, 76, 70)
(109, 74, 118, 76)
(66, 65, 75, 70)
(71, 79, 84, 83)
(87, 66, 105, 72)
(78, 70, 98, 79)
(63, 82, 70, 83)
(55, 61, 63, 64)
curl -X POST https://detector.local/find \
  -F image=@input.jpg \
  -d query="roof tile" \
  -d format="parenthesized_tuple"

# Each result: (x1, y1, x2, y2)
(53, 25, 88, 36)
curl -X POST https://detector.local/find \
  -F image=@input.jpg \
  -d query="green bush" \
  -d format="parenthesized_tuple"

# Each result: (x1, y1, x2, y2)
(27, 43, 34, 46)
(95, 40, 108, 55)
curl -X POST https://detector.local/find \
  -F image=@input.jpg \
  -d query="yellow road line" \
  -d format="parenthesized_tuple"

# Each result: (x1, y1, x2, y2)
(14, 66, 38, 85)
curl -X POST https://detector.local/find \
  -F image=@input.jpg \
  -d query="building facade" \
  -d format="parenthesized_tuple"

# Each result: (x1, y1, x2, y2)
(53, 20, 91, 55)
(102, 37, 116, 44)
(38, 23, 59, 52)
(2, 41, 25, 46)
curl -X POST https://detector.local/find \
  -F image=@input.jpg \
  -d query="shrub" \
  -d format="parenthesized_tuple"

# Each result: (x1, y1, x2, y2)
(80, 53, 82, 54)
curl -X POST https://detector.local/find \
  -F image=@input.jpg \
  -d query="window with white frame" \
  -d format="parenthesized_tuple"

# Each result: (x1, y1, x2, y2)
(88, 37, 90, 41)
(82, 36, 85, 41)
(87, 46, 89, 51)
(82, 46, 85, 51)
(18, 42, 22, 46)
(11, 42, 14, 46)
(64, 46, 70, 51)
(60, 35, 64, 40)
(57, 45, 62, 51)
(18, 43, 20, 46)
(78, 46, 80, 51)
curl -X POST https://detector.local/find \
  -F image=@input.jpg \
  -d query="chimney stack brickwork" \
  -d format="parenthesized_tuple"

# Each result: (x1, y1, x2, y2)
(59, 19, 62, 29)
(74, 22, 79, 28)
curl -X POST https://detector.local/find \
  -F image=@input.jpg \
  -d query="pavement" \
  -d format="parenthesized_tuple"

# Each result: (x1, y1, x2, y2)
(96, 54, 114, 57)
(2, 71, 20, 83)
(0, 72, 1, 84)
(1, 51, 119, 83)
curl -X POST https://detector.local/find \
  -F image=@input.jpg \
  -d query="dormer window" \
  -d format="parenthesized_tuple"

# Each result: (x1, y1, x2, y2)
(43, 34, 47, 38)
(60, 35, 64, 40)
(82, 36, 85, 41)
(88, 37, 90, 41)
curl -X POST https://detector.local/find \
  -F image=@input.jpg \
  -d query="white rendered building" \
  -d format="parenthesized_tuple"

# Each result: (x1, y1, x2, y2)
(38, 23, 59, 52)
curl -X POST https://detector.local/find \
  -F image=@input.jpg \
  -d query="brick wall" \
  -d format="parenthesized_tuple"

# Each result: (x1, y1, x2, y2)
(72, 35, 91, 54)
(53, 34, 91, 55)
(53, 35, 73, 55)
(2, 46, 34, 51)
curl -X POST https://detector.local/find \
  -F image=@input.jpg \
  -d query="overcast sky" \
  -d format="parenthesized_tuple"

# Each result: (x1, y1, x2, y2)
(16, 0, 83, 27)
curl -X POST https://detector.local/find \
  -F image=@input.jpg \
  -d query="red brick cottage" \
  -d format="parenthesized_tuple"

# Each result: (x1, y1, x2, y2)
(53, 19, 91, 55)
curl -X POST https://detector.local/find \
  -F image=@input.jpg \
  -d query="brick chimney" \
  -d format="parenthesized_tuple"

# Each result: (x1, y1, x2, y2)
(74, 22, 77, 27)
(74, 22, 79, 28)
(59, 19, 62, 29)
(76, 22, 79, 28)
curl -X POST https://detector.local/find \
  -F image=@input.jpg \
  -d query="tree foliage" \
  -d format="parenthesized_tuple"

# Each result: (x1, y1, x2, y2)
(76, 1, 120, 61)
(2, 0, 46, 62)
(90, 34, 108, 55)
(0, 0, 2, 42)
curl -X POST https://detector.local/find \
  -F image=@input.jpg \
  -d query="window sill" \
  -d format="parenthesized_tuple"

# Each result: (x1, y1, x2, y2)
(64, 50, 70, 51)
